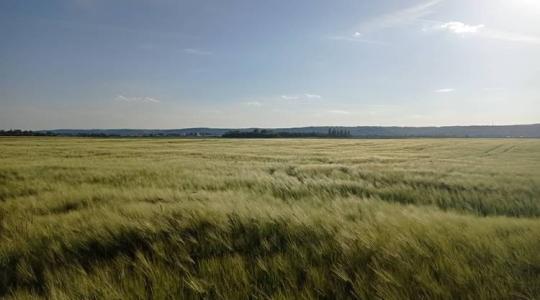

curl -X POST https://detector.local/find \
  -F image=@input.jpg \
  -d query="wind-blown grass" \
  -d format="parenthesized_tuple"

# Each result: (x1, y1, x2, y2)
(1, 137, 539, 299)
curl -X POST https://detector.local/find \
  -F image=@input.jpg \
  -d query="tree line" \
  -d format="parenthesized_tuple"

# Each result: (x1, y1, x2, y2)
(0, 130, 57, 136)
(1, 128, 353, 138)
(222, 128, 352, 138)
(327, 128, 351, 137)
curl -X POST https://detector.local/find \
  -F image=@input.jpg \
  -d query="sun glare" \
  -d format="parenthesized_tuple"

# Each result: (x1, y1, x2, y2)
(514, 0, 540, 9)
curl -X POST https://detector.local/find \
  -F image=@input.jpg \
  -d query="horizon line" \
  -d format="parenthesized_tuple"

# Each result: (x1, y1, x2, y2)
(3, 122, 539, 132)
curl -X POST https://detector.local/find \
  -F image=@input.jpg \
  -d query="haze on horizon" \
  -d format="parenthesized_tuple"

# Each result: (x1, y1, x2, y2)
(1, 0, 539, 130)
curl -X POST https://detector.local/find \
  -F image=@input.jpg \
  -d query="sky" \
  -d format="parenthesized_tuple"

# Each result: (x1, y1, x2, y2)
(1, 0, 539, 129)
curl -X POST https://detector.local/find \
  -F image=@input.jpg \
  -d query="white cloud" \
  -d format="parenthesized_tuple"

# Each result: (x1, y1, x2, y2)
(305, 93, 322, 99)
(356, 0, 442, 34)
(244, 101, 263, 107)
(183, 48, 213, 55)
(115, 95, 160, 103)
(431, 21, 540, 45)
(281, 93, 323, 101)
(435, 88, 455, 93)
(281, 95, 301, 100)
(144, 97, 160, 103)
(439, 22, 484, 34)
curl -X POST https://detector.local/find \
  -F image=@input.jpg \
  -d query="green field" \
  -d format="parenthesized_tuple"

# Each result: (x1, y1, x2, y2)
(1, 137, 540, 299)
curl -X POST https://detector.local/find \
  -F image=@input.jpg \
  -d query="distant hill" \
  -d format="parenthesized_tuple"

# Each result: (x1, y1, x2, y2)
(27, 124, 540, 138)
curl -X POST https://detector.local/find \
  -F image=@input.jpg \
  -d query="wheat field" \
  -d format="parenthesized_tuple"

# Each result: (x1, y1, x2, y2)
(1, 137, 539, 299)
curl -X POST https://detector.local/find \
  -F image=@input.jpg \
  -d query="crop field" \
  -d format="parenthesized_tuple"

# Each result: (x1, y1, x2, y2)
(1, 137, 540, 299)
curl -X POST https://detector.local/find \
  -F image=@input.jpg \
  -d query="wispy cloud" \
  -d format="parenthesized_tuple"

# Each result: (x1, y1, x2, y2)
(243, 101, 263, 107)
(356, 0, 442, 34)
(328, 34, 387, 45)
(183, 48, 213, 55)
(305, 93, 322, 99)
(281, 93, 323, 101)
(430, 21, 540, 45)
(328, 1, 441, 45)
(115, 95, 160, 103)
(281, 95, 301, 100)
(327, 34, 386, 45)
(328, 110, 351, 115)
(482, 30, 540, 45)
(439, 22, 484, 34)
(435, 88, 455, 93)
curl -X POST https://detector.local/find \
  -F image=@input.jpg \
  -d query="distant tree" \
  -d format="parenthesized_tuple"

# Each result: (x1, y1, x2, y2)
(0, 129, 57, 136)
(325, 128, 351, 138)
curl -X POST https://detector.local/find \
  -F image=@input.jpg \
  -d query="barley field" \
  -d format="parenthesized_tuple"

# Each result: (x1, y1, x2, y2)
(1, 137, 540, 299)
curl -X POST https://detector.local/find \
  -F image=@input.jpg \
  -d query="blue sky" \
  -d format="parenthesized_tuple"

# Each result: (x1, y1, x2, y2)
(1, 0, 539, 129)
